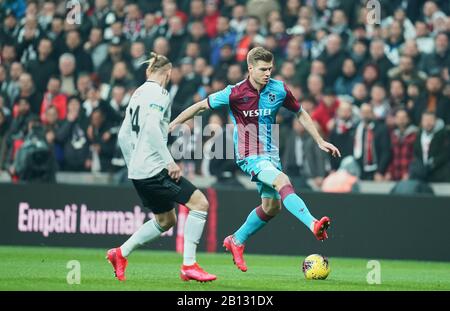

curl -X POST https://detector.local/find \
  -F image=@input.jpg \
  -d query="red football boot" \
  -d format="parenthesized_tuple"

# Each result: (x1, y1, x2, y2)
(180, 263, 217, 282)
(106, 247, 128, 281)
(313, 216, 331, 241)
(223, 235, 247, 272)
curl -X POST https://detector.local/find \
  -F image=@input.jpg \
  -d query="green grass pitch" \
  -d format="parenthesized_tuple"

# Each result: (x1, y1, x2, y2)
(0, 246, 449, 291)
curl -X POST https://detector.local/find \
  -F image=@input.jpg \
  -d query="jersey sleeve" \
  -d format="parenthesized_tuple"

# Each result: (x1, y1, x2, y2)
(207, 85, 232, 109)
(147, 101, 166, 118)
(282, 83, 302, 113)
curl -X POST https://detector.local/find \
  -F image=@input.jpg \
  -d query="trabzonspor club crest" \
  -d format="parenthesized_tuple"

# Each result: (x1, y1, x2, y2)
(268, 92, 276, 103)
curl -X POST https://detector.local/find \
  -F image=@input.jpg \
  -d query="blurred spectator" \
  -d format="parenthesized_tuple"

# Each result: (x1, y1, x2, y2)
(8, 97, 35, 143)
(414, 20, 435, 54)
(84, 27, 109, 71)
(204, 0, 221, 38)
(16, 17, 40, 64)
(55, 96, 89, 172)
(26, 37, 57, 93)
(410, 111, 450, 182)
(402, 39, 425, 69)
(210, 16, 237, 66)
(334, 58, 362, 96)
(268, 19, 289, 52)
(306, 74, 324, 101)
(86, 108, 115, 172)
(226, 64, 244, 85)
(423, 1, 447, 31)
(283, 118, 329, 189)
(166, 16, 186, 63)
(388, 79, 408, 110)
(230, 4, 247, 36)
(38, 1, 56, 32)
(82, 87, 110, 120)
(201, 113, 238, 181)
(353, 103, 391, 181)
(214, 43, 235, 76)
(185, 21, 210, 60)
(98, 39, 127, 84)
(311, 88, 340, 137)
(188, 0, 205, 25)
(58, 53, 77, 96)
(329, 101, 358, 170)
(236, 16, 264, 62)
(0, 9, 19, 43)
(410, 75, 450, 125)
(419, 32, 450, 76)
(350, 39, 369, 71)
(106, 84, 129, 126)
(370, 83, 390, 121)
(351, 82, 368, 108)
(2, 42, 18, 70)
(171, 57, 202, 119)
(152, 36, 170, 57)
(39, 75, 67, 123)
(384, 20, 404, 66)
(46, 14, 65, 59)
(388, 55, 427, 86)
(75, 73, 93, 102)
(318, 34, 347, 87)
(140, 13, 159, 50)
(386, 109, 418, 181)
(285, 37, 310, 89)
(330, 8, 352, 45)
(367, 39, 393, 84)
(63, 30, 93, 74)
(282, 0, 301, 29)
(123, 3, 144, 42)
(246, 0, 279, 28)
(15, 72, 42, 114)
(382, 8, 415, 40)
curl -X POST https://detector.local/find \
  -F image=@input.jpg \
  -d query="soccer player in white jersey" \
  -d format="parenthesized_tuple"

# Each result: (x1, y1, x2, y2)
(106, 52, 216, 282)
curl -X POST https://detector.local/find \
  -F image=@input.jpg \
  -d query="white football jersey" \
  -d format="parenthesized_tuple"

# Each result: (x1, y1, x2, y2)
(118, 81, 173, 179)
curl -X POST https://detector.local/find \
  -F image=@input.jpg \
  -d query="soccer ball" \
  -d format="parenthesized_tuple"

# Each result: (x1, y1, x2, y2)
(302, 254, 330, 280)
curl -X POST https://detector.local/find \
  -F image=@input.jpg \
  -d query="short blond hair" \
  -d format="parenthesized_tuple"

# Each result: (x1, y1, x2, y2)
(247, 47, 274, 65)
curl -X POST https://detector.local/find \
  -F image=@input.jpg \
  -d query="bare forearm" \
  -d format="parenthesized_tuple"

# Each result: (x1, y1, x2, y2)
(298, 110, 324, 144)
(171, 99, 208, 127)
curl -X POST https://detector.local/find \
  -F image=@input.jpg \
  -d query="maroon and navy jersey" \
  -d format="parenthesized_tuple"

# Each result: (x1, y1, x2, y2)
(207, 78, 302, 160)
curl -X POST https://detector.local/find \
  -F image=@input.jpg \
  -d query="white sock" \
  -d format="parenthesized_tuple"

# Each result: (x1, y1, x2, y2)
(120, 218, 165, 257)
(183, 210, 207, 266)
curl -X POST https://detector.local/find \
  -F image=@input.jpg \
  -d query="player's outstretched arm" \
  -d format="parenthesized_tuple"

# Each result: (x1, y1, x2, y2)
(298, 110, 341, 158)
(169, 99, 209, 132)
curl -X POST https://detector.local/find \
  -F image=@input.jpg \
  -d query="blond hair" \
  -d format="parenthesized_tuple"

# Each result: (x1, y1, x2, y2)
(144, 52, 172, 74)
(247, 47, 274, 65)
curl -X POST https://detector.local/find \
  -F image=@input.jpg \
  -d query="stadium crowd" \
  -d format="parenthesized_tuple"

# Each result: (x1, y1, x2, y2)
(0, 0, 450, 188)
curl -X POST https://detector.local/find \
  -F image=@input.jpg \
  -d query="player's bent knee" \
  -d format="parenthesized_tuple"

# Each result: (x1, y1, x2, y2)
(186, 190, 209, 212)
(267, 202, 281, 215)
(155, 214, 177, 231)
(273, 173, 291, 191)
